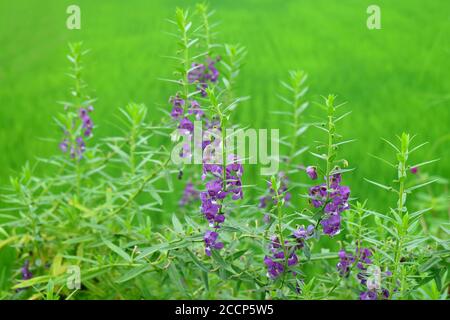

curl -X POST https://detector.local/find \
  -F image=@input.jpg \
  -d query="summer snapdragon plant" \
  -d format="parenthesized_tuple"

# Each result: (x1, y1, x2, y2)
(362, 133, 445, 299)
(0, 43, 173, 299)
(0, 2, 447, 301)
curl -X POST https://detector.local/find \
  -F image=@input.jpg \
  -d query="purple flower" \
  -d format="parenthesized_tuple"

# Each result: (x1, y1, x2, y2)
(21, 260, 32, 280)
(59, 139, 69, 153)
(187, 57, 220, 96)
(259, 196, 268, 209)
(178, 117, 194, 134)
(264, 236, 300, 279)
(188, 100, 204, 120)
(360, 290, 377, 300)
(171, 106, 183, 119)
(321, 213, 341, 236)
(204, 230, 224, 256)
(410, 167, 418, 174)
(202, 164, 223, 180)
(306, 166, 318, 180)
(170, 95, 185, 108)
(308, 184, 328, 208)
(79, 107, 94, 137)
(336, 249, 355, 277)
(264, 256, 284, 279)
(293, 225, 315, 248)
(206, 179, 227, 199)
(330, 173, 342, 189)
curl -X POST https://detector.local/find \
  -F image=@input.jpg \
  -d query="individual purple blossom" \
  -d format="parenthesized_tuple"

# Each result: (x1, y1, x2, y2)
(336, 249, 355, 277)
(306, 166, 318, 180)
(171, 106, 183, 119)
(360, 290, 377, 300)
(330, 173, 342, 189)
(188, 100, 204, 120)
(320, 213, 341, 236)
(178, 117, 194, 134)
(204, 230, 224, 256)
(308, 184, 328, 208)
(202, 163, 223, 180)
(21, 260, 32, 280)
(59, 139, 69, 153)
(206, 179, 228, 200)
(169, 95, 185, 119)
(410, 167, 418, 174)
(293, 225, 315, 248)
(259, 196, 268, 209)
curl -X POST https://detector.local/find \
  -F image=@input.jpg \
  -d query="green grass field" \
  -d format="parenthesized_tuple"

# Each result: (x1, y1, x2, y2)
(1, 0, 449, 211)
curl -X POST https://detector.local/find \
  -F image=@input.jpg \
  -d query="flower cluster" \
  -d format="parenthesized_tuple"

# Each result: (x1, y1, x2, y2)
(188, 57, 220, 96)
(264, 225, 314, 279)
(337, 247, 391, 300)
(307, 172, 350, 236)
(264, 236, 297, 279)
(59, 106, 94, 159)
(201, 157, 244, 256)
(204, 230, 224, 256)
(170, 96, 206, 159)
(79, 106, 94, 137)
(293, 224, 315, 249)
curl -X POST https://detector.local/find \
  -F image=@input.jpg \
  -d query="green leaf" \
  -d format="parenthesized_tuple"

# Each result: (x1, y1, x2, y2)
(364, 178, 392, 191)
(172, 214, 183, 233)
(186, 249, 210, 273)
(149, 188, 163, 206)
(103, 239, 132, 263)
(201, 271, 209, 292)
(406, 179, 438, 192)
(116, 265, 150, 283)
(167, 263, 187, 295)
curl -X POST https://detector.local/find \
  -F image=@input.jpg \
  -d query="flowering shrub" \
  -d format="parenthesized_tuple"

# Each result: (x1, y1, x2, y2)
(0, 4, 448, 300)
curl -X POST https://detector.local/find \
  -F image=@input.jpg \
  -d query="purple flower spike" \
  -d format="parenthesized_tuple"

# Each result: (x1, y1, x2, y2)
(306, 166, 318, 180)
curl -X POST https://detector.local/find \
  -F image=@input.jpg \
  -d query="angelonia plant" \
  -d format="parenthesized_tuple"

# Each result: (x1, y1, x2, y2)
(0, 4, 448, 300)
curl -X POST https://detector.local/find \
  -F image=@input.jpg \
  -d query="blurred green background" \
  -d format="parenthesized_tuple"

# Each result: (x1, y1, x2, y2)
(0, 0, 449, 211)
